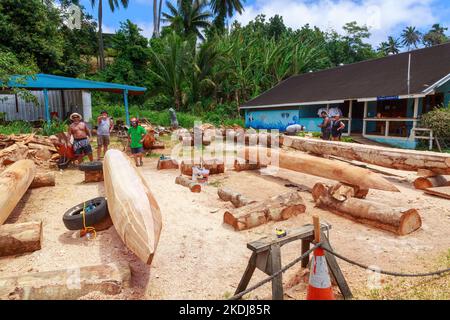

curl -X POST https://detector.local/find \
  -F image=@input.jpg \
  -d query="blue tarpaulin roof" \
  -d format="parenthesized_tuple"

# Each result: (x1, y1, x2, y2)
(6, 74, 146, 95)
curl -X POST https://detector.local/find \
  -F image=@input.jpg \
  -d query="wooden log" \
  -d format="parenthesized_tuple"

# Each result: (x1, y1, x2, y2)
(413, 175, 450, 190)
(284, 136, 450, 174)
(157, 158, 179, 170)
(330, 183, 369, 200)
(417, 169, 438, 178)
(175, 176, 201, 193)
(180, 159, 225, 176)
(27, 143, 57, 153)
(217, 188, 253, 208)
(243, 147, 399, 192)
(0, 143, 28, 167)
(0, 262, 130, 300)
(423, 186, 450, 199)
(0, 160, 36, 225)
(0, 221, 42, 257)
(142, 133, 156, 150)
(85, 170, 104, 183)
(104, 150, 162, 265)
(29, 172, 56, 189)
(312, 183, 421, 235)
(223, 191, 306, 231)
(233, 159, 266, 172)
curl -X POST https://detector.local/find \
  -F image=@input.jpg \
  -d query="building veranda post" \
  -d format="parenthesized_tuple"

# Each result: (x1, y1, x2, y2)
(241, 43, 450, 149)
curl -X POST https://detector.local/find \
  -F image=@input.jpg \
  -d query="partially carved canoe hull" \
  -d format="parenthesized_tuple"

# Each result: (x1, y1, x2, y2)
(103, 150, 162, 265)
(0, 160, 36, 225)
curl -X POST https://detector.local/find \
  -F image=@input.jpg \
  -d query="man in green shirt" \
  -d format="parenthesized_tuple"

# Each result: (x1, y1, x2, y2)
(127, 117, 147, 167)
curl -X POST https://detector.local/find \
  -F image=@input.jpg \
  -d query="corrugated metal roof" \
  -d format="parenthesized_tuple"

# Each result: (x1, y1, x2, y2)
(242, 42, 450, 109)
(5, 74, 146, 95)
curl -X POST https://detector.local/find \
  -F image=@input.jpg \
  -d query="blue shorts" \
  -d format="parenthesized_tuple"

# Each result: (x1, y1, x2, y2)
(73, 138, 93, 155)
(131, 147, 144, 154)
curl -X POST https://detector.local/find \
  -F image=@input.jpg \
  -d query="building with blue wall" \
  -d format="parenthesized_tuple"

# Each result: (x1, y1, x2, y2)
(241, 43, 450, 149)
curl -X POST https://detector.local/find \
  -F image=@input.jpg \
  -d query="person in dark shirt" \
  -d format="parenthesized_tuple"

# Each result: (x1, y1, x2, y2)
(318, 111, 332, 140)
(331, 115, 346, 141)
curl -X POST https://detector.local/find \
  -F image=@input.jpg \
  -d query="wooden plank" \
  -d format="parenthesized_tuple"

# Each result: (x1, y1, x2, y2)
(0, 221, 42, 257)
(424, 186, 450, 199)
(301, 238, 312, 268)
(321, 232, 353, 300)
(270, 244, 283, 300)
(234, 252, 257, 296)
(247, 224, 332, 253)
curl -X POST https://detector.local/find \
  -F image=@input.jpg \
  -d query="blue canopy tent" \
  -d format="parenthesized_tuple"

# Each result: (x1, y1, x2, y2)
(4, 74, 146, 125)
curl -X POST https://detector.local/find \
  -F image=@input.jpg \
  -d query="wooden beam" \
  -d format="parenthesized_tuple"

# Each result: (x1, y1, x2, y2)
(234, 252, 257, 297)
(0, 221, 42, 257)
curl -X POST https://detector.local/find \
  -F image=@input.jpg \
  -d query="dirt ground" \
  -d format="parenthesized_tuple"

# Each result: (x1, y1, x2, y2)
(0, 140, 449, 300)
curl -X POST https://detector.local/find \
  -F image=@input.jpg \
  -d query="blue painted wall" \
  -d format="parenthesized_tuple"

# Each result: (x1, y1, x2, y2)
(245, 109, 299, 131)
(367, 136, 418, 149)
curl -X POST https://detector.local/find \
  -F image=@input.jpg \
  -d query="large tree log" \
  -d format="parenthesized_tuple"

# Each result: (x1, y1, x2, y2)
(0, 262, 130, 300)
(223, 191, 306, 231)
(284, 136, 450, 174)
(233, 159, 267, 172)
(180, 159, 225, 176)
(242, 147, 399, 192)
(175, 176, 201, 193)
(312, 183, 421, 235)
(29, 172, 56, 189)
(0, 143, 28, 167)
(413, 175, 450, 190)
(218, 188, 253, 208)
(0, 160, 36, 225)
(0, 221, 42, 257)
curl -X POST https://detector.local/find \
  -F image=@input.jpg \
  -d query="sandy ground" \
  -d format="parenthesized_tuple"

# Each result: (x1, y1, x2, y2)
(0, 141, 449, 300)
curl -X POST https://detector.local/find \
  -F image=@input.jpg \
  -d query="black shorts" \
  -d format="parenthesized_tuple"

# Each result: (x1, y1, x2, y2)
(73, 138, 93, 155)
(321, 130, 331, 140)
(331, 130, 342, 138)
(131, 147, 144, 154)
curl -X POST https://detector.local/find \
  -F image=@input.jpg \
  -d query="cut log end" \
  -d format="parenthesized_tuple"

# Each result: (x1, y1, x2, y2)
(399, 209, 422, 236)
(29, 172, 56, 189)
(175, 176, 201, 193)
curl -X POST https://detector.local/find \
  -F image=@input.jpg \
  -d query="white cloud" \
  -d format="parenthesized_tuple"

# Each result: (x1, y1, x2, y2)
(136, 21, 154, 38)
(235, 0, 441, 45)
(102, 24, 116, 34)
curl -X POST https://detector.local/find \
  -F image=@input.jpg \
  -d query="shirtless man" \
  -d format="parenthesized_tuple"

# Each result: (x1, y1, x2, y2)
(68, 113, 93, 162)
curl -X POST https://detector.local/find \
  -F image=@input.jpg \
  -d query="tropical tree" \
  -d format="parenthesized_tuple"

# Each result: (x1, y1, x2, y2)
(401, 26, 422, 51)
(162, 0, 212, 40)
(90, 0, 129, 70)
(378, 36, 401, 55)
(423, 24, 448, 47)
(210, 0, 244, 31)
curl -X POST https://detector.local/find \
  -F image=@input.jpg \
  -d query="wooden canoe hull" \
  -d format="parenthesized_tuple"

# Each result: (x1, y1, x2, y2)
(103, 150, 162, 265)
(0, 160, 36, 225)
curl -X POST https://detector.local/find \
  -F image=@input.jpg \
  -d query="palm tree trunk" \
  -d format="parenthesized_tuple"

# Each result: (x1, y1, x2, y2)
(98, 0, 105, 70)
(152, 0, 158, 38)
(157, 0, 163, 35)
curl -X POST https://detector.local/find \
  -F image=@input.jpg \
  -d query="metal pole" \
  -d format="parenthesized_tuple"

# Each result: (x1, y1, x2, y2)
(407, 54, 411, 95)
(43, 88, 50, 125)
(124, 89, 130, 126)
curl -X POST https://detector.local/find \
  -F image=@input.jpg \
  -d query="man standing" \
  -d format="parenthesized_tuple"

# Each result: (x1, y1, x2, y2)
(68, 113, 93, 163)
(127, 117, 146, 167)
(331, 115, 346, 141)
(96, 110, 114, 160)
(318, 111, 332, 140)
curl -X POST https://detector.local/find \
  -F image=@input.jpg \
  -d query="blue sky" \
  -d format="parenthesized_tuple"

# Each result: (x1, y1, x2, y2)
(78, 0, 450, 46)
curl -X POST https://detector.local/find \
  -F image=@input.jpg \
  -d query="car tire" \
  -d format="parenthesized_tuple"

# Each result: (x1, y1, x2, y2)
(62, 197, 108, 230)
(79, 161, 103, 172)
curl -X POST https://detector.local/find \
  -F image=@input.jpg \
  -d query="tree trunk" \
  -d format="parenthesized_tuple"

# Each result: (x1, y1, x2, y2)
(312, 183, 421, 235)
(413, 175, 450, 190)
(233, 159, 266, 172)
(223, 191, 306, 231)
(152, 0, 158, 38)
(0, 221, 42, 257)
(242, 147, 399, 192)
(0, 143, 28, 167)
(284, 136, 450, 174)
(29, 172, 56, 189)
(217, 188, 253, 208)
(175, 176, 201, 193)
(180, 159, 224, 176)
(98, 0, 105, 70)
(0, 263, 130, 300)
(0, 160, 36, 225)
(157, 158, 179, 170)
(329, 183, 369, 200)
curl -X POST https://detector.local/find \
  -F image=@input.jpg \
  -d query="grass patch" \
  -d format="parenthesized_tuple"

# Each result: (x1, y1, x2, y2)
(0, 121, 33, 135)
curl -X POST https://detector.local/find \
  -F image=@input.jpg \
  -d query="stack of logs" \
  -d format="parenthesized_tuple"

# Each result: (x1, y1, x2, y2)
(0, 134, 60, 170)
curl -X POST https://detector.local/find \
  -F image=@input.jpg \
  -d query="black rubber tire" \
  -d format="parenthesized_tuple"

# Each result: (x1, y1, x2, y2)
(79, 161, 103, 172)
(62, 197, 108, 230)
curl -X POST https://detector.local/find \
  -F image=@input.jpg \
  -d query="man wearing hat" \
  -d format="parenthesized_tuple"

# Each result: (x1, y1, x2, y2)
(68, 113, 93, 162)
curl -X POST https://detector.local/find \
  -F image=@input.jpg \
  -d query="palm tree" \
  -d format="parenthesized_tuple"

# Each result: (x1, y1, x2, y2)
(423, 24, 448, 47)
(90, 0, 129, 70)
(401, 26, 422, 51)
(162, 0, 212, 40)
(210, 0, 244, 31)
(378, 36, 401, 55)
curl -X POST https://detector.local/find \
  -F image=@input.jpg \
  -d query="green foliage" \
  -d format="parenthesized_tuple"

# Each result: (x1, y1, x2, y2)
(0, 121, 32, 135)
(419, 105, 450, 138)
(41, 120, 69, 136)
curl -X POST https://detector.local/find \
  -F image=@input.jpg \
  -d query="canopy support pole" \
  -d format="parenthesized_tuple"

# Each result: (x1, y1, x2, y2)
(43, 89, 50, 125)
(124, 89, 130, 126)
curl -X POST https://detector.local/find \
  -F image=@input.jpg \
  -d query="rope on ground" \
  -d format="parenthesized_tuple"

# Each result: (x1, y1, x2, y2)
(228, 242, 322, 300)
(322, 247, 450, 277)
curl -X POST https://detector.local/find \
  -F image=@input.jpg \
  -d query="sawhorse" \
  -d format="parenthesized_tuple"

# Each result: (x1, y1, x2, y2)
(234, 223, 353, 300)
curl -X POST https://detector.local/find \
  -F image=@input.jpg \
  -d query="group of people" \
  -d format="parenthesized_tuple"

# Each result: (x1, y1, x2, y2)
(67, 111, 147, 167)
(318, 111, 345, 141)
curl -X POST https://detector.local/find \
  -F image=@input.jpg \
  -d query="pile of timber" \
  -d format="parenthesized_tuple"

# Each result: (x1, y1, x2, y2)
(284, 136, 450, 174)
(180, 159, 225, 176)
(0, 134, 60, 170)
(312, 182, 422, 235)
(223, 191, 306, 231)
